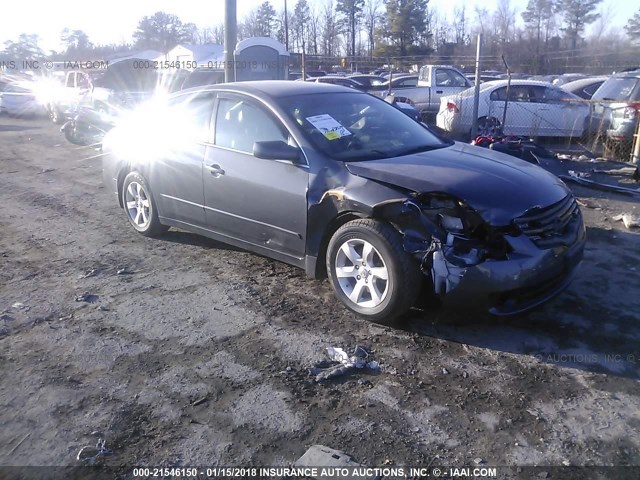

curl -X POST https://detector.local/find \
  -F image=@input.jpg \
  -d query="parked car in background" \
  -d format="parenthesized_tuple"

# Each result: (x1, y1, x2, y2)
(589, 68, 640, 159)
(437, 80, 590, 139)
(311, 76, 367, 90)
(305, 70, 327, 78)
(561, 76, 608, 100)
(371, 66, 472, 122)
(552, 73, 587, 86)
(347, 74, 386, 89)
(102, 81, 585, 323)
(0, 82, 45, 117)
(379, 70, 407, 78)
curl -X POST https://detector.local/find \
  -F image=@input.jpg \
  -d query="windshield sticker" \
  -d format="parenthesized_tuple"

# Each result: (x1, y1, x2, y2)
(305, 114, 352, 140)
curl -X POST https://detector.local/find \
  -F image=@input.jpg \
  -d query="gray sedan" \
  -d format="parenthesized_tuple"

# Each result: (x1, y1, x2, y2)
(102, 81, 585, 323)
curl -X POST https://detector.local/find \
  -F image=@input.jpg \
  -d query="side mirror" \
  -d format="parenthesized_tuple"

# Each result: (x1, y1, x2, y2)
(253, 140, 302, 163)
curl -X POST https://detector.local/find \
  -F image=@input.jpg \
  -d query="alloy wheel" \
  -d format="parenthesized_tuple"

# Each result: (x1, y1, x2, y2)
(124, 181, 151, 229)
(334, 238, 389, 308)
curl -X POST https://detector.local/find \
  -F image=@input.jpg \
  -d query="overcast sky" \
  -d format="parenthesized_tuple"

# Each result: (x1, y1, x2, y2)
(2, 0, 635, 53)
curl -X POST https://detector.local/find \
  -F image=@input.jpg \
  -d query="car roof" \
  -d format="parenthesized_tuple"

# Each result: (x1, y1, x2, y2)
(348, 74, 384, 79)
(611, 68, 640, 78)
(179, 80, 359, 99)
(561, 76, 609, 89)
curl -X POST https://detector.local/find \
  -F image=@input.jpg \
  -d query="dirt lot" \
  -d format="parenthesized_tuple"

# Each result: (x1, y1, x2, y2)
(1, 115, 639, 478)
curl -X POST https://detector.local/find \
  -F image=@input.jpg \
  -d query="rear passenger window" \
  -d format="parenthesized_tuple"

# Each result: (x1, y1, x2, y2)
(215, 98, 288, 153)
(167, 92, 215, 143)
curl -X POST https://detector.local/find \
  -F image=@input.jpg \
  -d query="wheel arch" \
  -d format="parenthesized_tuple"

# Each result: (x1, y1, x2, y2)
(116, 162, 153, 208)
(312, 211, 366, 279)
(116, 163, 132, 208)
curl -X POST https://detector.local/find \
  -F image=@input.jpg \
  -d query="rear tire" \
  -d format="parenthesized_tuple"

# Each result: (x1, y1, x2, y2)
(477, 116, 502, 137)
(49, 105, 63, 124)
(326, 219, 422, 325)
(122, 172, 168, 237)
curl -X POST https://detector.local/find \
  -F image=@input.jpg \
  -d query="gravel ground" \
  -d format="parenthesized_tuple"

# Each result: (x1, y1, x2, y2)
(0, 115, 639, 478)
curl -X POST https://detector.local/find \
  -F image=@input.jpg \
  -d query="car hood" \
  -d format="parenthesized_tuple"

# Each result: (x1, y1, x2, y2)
(345, 142, 570, 225)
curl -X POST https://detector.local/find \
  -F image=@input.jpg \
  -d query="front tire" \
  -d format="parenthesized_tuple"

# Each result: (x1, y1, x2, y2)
(122, 172, 167, 237)
(326, 219, 422, 325)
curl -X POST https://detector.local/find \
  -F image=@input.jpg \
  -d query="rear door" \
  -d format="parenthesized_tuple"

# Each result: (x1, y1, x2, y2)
(202, 94, 308, 259)
(150, 91, 215, 226)
(488, 86, 535, 135)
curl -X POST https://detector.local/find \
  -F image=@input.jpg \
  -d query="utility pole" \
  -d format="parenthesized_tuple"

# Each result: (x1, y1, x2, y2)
(284, 0, 289, 52)
(224, 0, 237, 82)
(470, 34, 482, 139)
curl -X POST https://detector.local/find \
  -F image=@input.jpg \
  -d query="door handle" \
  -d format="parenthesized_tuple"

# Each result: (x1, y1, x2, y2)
(205, 164, 225, 177)
(436, 90, 443, 94)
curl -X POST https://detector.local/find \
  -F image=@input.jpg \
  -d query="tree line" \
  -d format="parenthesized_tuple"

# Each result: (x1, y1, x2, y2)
(2, 1, 640, 74)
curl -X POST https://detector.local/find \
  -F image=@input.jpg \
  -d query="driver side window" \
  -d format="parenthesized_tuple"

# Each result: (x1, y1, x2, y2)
(215, 98, 289, 154)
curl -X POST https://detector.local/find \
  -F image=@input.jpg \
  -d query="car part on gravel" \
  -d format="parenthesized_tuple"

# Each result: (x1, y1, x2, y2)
(310, 346, 380, 383)
(295, 445, 373, 477)
(560, 170, 640, 197)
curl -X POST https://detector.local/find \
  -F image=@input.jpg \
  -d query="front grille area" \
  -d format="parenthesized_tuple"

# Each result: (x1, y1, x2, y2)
(514, 195, 581, 248)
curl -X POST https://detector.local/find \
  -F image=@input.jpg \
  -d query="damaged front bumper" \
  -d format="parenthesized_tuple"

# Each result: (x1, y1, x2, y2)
(392, 194, 586, 316)
(436, 221, 585, 315)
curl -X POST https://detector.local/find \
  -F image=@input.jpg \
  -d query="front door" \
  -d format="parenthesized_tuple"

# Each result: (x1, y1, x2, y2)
(202, 95, 308, 260)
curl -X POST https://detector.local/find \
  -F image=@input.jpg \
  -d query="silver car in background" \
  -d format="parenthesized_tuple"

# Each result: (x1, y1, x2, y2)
(437, 80, 590, 139)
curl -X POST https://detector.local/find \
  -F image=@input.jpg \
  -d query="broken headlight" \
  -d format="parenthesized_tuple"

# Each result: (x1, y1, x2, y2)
(413, 193, 512, 261)
(439, 214, 465, 234)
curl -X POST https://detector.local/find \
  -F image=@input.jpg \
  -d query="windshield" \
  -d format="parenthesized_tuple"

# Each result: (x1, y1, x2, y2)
(279, 92, 449, 161)
(592, 77, 640, 102)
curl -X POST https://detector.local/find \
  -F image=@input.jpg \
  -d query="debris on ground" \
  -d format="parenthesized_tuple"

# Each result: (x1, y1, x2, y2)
(76, 438, 112, 465)
(310, 346, 380, 383)
(560, 171, 640, 196)
(192, 396, 208, 406)
(116, 267, 133, 275)
(75, 292, 97, 303)
(82, 268, 100, 278)
(295, 445, 369, 479)
(591, 167, 638, 176)
(613, 213, 640, 230)
(576, 199, 602, 210)
(471, 135, 557, 165)
(8, 433, 30, 455)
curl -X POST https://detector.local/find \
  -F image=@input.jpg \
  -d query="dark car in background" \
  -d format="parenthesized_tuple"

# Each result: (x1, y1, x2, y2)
(590, 68, 640, 159)
(102, 81, 585, 323)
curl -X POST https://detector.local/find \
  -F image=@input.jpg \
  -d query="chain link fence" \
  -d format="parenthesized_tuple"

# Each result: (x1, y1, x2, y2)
(293, 53, 640, 164)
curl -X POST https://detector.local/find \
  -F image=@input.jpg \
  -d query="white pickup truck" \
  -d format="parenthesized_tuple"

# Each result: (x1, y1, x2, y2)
(372, 65, 473, 122)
